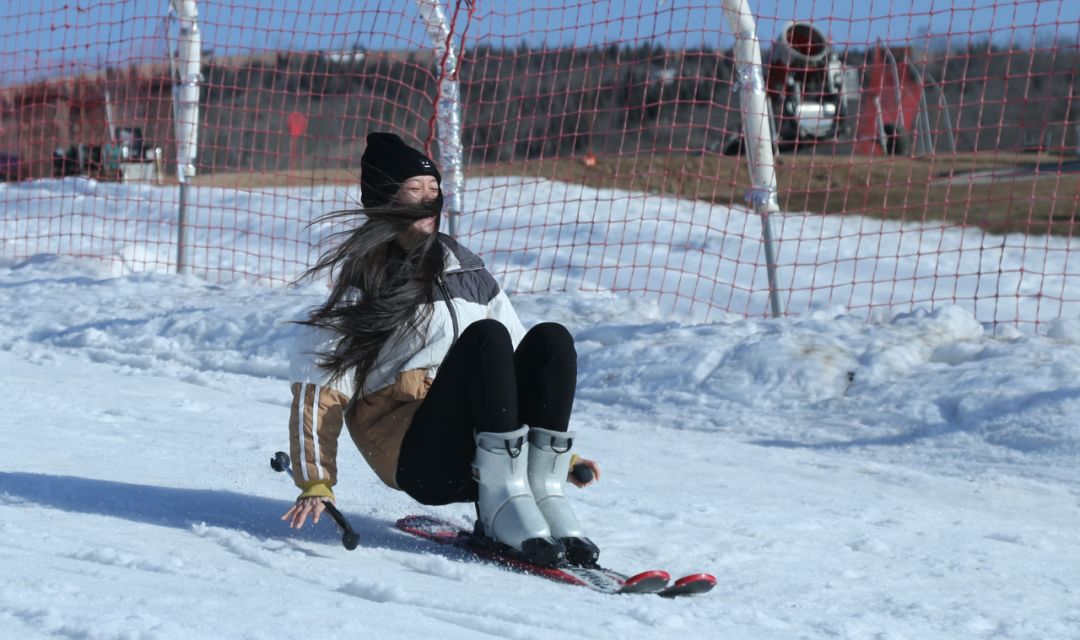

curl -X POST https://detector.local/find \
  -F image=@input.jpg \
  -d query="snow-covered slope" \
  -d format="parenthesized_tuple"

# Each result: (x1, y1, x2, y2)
(1, 179, 1078, 638)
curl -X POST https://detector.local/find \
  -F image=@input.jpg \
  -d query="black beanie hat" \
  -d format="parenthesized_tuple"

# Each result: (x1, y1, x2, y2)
(360, 132, 442, 208)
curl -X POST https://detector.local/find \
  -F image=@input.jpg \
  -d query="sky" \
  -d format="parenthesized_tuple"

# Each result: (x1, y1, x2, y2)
(0, 174, 1078, 637)
(2, 0, 1077, 77)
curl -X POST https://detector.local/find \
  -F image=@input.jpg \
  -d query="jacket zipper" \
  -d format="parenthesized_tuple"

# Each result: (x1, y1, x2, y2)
(435, 274, 460, 342)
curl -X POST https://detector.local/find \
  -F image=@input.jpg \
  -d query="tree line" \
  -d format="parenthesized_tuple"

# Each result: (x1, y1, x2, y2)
(194, 40, 1079, 173)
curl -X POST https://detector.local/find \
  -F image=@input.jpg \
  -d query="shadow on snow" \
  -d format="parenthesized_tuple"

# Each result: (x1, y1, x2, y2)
(0, 471, 458, 557)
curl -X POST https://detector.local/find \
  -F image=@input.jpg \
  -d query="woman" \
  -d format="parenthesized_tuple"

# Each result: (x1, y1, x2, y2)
(282, 132, 601, 567)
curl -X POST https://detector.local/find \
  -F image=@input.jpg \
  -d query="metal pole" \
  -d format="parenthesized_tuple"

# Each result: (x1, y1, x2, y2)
(722, 0, 784, 317)
(880, 44, 908, 156)
(902, 63, 956, 155)
(417, 0, 466, 238)
(874, 95, 889, 151)
(177, 182, 188, 273)
(171, 0, 201, 273)
(905, 62, 935, 156)
(103, 87, 117, 148)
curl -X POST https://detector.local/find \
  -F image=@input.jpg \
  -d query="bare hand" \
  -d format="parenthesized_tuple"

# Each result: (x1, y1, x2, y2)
(568, 458, 601, 488)
(281, 496, 332, 529)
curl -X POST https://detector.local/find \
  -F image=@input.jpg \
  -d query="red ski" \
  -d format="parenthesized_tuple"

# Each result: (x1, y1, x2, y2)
(396, 514, 715, 597)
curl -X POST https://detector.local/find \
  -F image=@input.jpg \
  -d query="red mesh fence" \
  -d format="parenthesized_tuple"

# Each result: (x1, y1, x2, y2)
(0, 1, 1078, 329)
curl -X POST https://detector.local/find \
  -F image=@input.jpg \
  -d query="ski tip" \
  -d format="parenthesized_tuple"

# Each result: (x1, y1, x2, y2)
(658, 573, 717, 598)
(625, 569, 672, 585)
(673, 573, 716, 588)
(618, 569, 671, 594)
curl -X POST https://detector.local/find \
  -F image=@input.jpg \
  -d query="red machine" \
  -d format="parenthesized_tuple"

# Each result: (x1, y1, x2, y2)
(764, 21, 926, 155)
(765, 21, 856, 149)
(853, 46, 925, 156)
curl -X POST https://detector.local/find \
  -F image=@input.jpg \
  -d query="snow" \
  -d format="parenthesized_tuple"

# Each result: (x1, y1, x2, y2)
(1, 178, 1079, 639)
(4, 176, 1078, 326)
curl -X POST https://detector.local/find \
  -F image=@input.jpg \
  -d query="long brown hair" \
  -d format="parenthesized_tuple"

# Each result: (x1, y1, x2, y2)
(299, 202, 444, 393)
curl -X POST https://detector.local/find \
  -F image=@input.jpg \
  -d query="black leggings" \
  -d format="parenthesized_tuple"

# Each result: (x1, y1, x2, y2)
(396, 319, 577, 506)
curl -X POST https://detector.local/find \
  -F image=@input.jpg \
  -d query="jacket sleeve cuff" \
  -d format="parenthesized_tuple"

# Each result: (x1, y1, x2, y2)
(297, 480, 335, 500)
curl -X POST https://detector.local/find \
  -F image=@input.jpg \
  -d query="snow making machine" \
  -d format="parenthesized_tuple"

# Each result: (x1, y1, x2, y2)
(765, 21, 859, 150)
(759, 20, 937, 156)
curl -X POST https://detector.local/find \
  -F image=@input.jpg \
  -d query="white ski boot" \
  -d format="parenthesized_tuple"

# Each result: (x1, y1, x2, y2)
(473, 426, 565, 566)
(527, 427, 600, 566)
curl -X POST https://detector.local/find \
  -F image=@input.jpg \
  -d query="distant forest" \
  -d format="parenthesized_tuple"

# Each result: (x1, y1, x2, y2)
(195, 41, 1080, 173)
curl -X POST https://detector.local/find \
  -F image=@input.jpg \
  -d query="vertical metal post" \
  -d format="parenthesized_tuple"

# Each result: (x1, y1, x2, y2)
(874, 95, 889, 151)
(914, 67, 957, 154)
(880, 45, 908, 156)
(177, 182, 188, 273)
(722, 0, 784, 317)
(417, 0, 466, 238)
(939, 89, 957, 154)
(170, 0, 201, 273)
(103, 87, 117, 147)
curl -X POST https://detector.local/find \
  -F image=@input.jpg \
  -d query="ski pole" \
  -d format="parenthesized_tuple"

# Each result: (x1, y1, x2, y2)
(270, 451, 360, 550)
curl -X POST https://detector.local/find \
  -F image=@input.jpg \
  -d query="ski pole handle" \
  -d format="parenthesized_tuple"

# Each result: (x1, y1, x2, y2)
(270, 451, 359, 551)
(270, 450, 291, 473)
(571, 462, 595, 485)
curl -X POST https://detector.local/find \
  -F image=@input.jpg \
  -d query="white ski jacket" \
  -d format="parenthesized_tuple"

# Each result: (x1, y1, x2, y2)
(287, 235, 526, 495)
